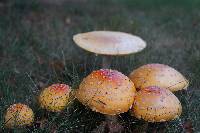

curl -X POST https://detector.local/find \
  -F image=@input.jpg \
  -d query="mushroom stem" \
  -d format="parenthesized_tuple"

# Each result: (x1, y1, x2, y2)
(102, 56, 111, 68)
(143, 122, 149, 132)
(105, 115, 118, 122)
(147, 122, 165, 132)
(103, 115, 124, 132)
(92, 115, 123, 133)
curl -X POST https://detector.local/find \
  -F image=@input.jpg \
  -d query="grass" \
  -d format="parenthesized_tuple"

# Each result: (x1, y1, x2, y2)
(0, 0, 200, 132)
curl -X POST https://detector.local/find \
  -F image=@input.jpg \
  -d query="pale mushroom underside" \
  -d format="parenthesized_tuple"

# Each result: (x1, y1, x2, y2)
(73, 31, 146, 55)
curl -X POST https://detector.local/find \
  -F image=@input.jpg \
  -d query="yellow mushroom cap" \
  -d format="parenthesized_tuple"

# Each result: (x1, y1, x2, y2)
(39, 83, 71, 112)
(76, 69, 136, 115)
(73, 31, 146, 55)
(131, 86, 182, 122)
(4, 103, 34, 128)
(129, 64, 189, 92)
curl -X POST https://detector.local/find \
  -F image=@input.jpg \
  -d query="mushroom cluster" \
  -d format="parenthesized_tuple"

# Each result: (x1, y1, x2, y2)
(129, 63, 188, 122)
(74, 64, 187, 124)
(4, 30, 189, 131)
(4, 83, 72, 129)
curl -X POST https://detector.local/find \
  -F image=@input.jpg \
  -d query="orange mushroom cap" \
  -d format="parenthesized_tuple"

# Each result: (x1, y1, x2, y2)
(39, 84, 71, 112)
(76, 69, 136, 115)
(131, 86, 182, 122)
(4, 103, 34, 128)
(129, 64, 189, 92)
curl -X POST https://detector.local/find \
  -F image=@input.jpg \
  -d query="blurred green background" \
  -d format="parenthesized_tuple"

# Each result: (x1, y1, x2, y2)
(0, 0, 200, 132)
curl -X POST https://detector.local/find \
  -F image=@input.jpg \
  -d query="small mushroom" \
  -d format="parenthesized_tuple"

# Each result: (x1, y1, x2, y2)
(4, 103, 34, 128)
(76, 69, 136, 132)
(73, 31, 146, 68)
(76, 69, 136, 115)
(131, 86, 182, 122)
(129, 63, 189, 92)
(38, 83, 71, 112)
(75, 69, 136, 131)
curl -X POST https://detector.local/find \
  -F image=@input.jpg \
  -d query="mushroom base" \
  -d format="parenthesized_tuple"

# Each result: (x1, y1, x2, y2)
(102, 56, 112, 68)
(92, 115, 124, 133)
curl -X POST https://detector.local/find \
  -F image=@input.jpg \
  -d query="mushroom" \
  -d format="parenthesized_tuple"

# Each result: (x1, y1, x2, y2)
(76, 69, 136, 130)
(73, 31, 146, 68)
(4, 103, 34, 128)
(39, 83, 71, 112)
(131, 86, 182, 122)
(129, 63, 189, 92)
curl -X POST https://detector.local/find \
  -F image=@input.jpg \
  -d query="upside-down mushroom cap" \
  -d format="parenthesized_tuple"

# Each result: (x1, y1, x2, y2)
(129, 64, 189, 92)
(73, 31, 146, 55)
(131, 86, 182, 122)
(39, 84, 71, 112)
(76, 69, 136, 115)
(4, 103, 34, 128)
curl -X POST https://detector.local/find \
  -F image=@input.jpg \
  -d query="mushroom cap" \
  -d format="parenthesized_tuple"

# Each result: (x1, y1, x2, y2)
(131, 86, 182, 122)
(39, 84, 71, 112)
(76, 69, 136, 115)
(4, 103, 34, 128)
(129, 64, 189, 92)
(73, 31, 146, 55)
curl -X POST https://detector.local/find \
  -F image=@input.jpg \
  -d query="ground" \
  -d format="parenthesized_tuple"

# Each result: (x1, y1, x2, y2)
(0, 0, 200, 132)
